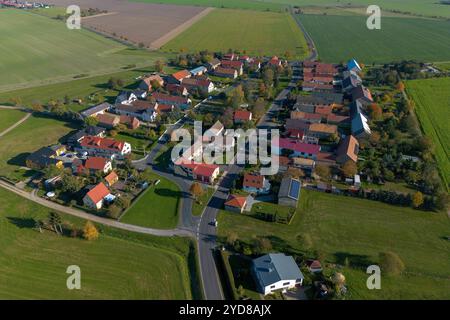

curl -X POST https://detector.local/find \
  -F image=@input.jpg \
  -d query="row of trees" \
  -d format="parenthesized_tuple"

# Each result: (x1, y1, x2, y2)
(35, 212, 99, 240)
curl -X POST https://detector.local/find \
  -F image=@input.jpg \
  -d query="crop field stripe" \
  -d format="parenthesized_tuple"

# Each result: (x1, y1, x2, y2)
(297, 13, 450, 64)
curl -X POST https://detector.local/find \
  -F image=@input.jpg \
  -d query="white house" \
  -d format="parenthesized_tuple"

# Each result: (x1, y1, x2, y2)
(252, 253, 304, 295)
(83, 182, 111, 210)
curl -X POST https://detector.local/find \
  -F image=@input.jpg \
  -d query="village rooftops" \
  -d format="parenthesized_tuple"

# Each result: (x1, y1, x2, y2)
(336, 135, 359, 163)
(85, 157, 109, 171)
(175, 160, 219, 177)
(224, 194, 247, 209)
(243, 173, 265, 189)
(116, 100, 158, 113)
(152, 92, 190, 104)
(234, 110, 252, 121)
(80, 136, 126, 152)
(308, 123, 338, 135)
(104, 171, 119, 187)
(85, 182, 110, 205)
(172, 69, 191, 81)
(278, 177, 301, 201)
(221, 60, 243, 69)
(351, 85, 373, 103)
(181, 77, 213, 88)
(80, 102, 112, 118)
(252, 253, 304, 290)
(274, 138, 321, 155)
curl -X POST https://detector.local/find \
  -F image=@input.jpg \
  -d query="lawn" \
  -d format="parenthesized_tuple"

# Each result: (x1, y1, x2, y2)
(0, 114, 77, 181)
(0, 9, 159, 92)
(0, 187, 195, 299)
(296, 14, 450, 64)
(217, 189, 450, 299)
(0, 109, 27, 133)
(162, 9, 309, 59)
(121, 171, 181, 229)
(405, 77, 450, 190)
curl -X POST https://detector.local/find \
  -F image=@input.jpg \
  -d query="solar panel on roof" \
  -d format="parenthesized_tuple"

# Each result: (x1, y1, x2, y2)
(289, 180, 301, 199)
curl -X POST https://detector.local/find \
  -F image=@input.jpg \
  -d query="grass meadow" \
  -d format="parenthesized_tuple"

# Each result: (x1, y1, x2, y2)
(0, 114, 77, 181)
(0, 109, 27, 133)
(218, 189, 450, 299)
(405, 77, 450, 190)
(0, 187, 195, 299)
(121, 171, 181, 229)
(296, 14, 450, 64)
(162, 9, 309, 59)
(0, 9, 159, 92)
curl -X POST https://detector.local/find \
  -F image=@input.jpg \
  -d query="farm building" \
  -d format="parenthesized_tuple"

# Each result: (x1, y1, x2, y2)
(278, 177, 301, 208)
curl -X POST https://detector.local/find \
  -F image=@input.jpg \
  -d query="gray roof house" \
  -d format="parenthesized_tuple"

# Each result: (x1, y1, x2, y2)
(252, 253, 304, 295)
(80, 102, 112, 119)
(278, 177, 301, 208)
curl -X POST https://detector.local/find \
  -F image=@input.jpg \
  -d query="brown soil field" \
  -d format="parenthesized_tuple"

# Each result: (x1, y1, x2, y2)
(48, 0, 209, 48)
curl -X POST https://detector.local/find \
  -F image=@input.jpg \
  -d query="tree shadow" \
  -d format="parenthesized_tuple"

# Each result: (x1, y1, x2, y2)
(207, 195, 226, 210)
(7, 217, 36, 229)
(334, 252, 374, 268)
(154, 188, 183, 199)
(7, 152, 30, 166)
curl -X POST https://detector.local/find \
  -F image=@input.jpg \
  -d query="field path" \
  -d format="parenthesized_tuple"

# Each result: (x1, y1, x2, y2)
(0, 112, 31, 138)
(150, 7, 214, 50)
(81, 12, 118, 20)
(0, 179, 193, 237)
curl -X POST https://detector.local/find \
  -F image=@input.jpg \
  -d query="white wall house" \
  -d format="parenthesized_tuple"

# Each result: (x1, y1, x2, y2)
(252, 253, 304, 295)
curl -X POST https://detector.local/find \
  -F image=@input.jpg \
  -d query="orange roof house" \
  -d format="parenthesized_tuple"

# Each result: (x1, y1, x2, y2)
(224, 194, 248, 213)
(234, 110, 252, 123)
(336, 135, 359, 164)
(83, 182, 110, 209)
(104, 171, 119, 187)
(172, 70, 191, 82)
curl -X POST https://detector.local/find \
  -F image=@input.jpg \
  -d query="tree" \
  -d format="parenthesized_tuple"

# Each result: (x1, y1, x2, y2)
(226, 232, 238, 247)
(368, 103, 382, 120)
(43, 164, 63, 179)
(341, 160, 357, 178)
(31, 101, 44, 112)
(251, 98, 266, 119)
(154, 60, 165, 73)
(379, 251, 405, 275)
(396, 81, 405, 91)
(412, 191, 424, 208)
(315, 165, 331, 181)
(253, 237, 272, 255)
(9, 97, 22, 107)
(263, 68, 274, 87)
(47, 212, 62, 234)
(60, 175, 83, 194)
(84, 116, 98, 127)
(83, 221, 99, 240)
(189, 182, 204, 200)
(228, 85, 245, 109)
(107, 205, 122, 220)
(285, 167, 304, 179)
(296, 233, 313, 251)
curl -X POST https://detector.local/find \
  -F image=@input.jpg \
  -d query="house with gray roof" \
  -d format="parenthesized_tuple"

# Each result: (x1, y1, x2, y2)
(278, 177, 301, 208)
(80, 102, 112, 119)
(252, 253, 304, 295)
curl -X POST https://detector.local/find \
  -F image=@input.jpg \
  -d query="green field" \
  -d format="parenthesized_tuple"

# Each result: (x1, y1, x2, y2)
(133, 0, 450, 19)
(296, 14, 450, 64)
(218, 190, 450, 299)
(0, 9, 159, 92)
(133, 0, 284, 11)
(0, 187, 195, 299)
(405, 77, 450, 189)
(0, 115, 77, 181)
(121, 172, 181, 229)
(162, 9, 309, 59)
(0, 109, 27, 133)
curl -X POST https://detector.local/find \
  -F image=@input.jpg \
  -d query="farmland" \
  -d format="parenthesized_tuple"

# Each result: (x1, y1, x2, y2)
(218, 190, 450, 299)
(405, 77, 450, 189)
(121, 171, 181, 229)
(0, 115, 77, 182)
(296, 14, 450, 64)
(0, 187, 195, 299)
(133, 0, 450, 19)
(0, 9, 159, 92)
(162, 9, 309, 59)
(0, 109, 27, 133)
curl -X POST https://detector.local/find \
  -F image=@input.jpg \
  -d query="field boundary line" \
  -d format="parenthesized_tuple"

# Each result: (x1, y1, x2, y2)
(150, 7, 214, 50)
(0, 112, 31, 138)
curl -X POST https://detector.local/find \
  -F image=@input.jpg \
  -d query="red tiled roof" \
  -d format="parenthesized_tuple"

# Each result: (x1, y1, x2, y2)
(85, 157, 108, 170)
(177, 161, 219, 177)
(80, 136, 125, 152)
(243, 173, 265, 189)
(104, 171, 119, 186)
(172, 70, 191, 81)
(285, 129, 305, 139)
(275, 138, 321, 155)
(221, 60, 243, 69)
(152, 92, 189, 104)
(157, 104, 174, 113)
(315, 105, 333, 115)
(234, 110, 252, 121)
(96, 113, 118, 126)
(86, 182, 110, 204)
(225, 194, 247, 208)
(215, 67, 237, 75)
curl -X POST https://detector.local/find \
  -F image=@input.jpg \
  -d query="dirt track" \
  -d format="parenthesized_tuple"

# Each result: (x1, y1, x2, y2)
(48, 0, 209, 48)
